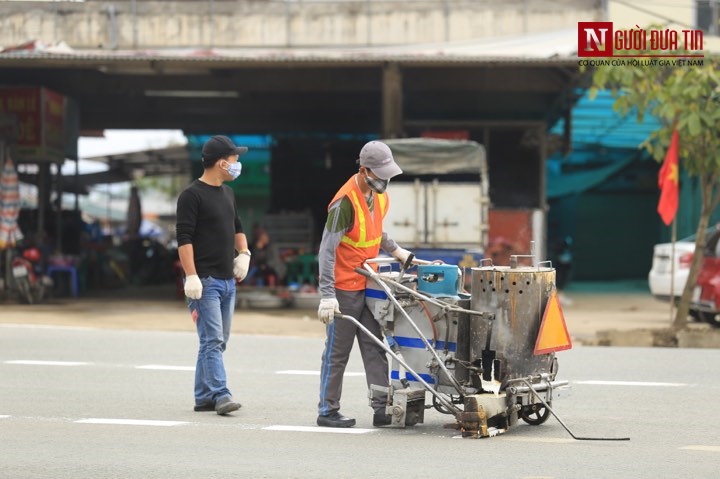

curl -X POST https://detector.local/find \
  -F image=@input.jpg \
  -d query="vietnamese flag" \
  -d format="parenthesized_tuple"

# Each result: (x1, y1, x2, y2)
(657, 129, 679, 226)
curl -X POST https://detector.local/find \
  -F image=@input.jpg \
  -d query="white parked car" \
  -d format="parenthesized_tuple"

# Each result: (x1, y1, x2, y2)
(648, 225, 720, 302)
(648, 235, 696, 301)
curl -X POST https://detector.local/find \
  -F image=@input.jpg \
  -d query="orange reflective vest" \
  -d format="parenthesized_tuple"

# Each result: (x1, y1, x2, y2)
(329, 175, 389, 291)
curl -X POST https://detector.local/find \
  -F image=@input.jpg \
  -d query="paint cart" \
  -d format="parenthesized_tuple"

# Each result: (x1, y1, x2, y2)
(341, 255, 628, 440)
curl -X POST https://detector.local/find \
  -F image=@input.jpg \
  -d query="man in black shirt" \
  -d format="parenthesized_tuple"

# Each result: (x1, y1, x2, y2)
(176, 135, 251, 415)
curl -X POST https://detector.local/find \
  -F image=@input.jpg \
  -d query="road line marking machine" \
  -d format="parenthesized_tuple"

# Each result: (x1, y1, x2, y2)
(339, 253, 628, 441)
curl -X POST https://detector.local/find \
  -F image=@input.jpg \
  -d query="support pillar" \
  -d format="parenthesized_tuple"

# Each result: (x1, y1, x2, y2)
(382, 63, 403, 139)
(54, 163, 63, 253)
(36, 163, 51, 249)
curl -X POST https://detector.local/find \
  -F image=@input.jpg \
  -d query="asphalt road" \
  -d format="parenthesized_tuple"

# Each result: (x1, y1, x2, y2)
(2, 323, 719, 479)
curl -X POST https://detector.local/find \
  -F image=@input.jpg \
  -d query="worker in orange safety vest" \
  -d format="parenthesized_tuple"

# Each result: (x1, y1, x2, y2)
(316, 141, 412, 429)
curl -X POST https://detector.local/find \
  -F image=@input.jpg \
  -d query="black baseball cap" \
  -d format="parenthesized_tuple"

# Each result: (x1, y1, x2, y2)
(201, 135, 248, 162)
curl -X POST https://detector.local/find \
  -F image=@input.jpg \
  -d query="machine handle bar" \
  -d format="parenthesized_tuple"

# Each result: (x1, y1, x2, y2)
(364, 257, 434, 265)
(354, 267, 372, 278)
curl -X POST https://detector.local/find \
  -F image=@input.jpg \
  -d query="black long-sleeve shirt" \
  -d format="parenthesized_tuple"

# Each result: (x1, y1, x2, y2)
(176, 180, 243, 279)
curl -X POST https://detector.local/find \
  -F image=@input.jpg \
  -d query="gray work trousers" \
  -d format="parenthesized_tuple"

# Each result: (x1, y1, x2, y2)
(318, 288, 389, 416)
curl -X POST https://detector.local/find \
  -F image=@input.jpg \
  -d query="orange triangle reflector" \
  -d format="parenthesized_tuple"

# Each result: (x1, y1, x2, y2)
(534, 290, 572, 355)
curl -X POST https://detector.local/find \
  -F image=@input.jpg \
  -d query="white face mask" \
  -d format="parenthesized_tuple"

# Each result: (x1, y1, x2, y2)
(225, 161, 242, 180)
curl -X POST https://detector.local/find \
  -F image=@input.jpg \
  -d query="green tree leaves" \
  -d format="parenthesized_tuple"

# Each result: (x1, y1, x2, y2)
(589, 51, 720, 330)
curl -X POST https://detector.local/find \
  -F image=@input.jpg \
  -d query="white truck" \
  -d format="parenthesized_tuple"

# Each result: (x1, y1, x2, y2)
(382, 138, 490, 267)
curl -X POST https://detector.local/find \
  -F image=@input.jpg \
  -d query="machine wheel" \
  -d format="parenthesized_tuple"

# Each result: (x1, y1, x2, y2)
(405, 410, 421, 427)
(698, 311, 720, 328)
(521, 402, 551, 426)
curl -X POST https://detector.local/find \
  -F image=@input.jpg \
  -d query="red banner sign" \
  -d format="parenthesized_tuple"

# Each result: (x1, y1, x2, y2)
(0, 87, 65, 163)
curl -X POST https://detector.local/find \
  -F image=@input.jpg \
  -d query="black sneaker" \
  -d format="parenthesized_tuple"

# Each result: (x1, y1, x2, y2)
(373, 412, 392, 427)
(193, 403, 214, 412)
(215, 397, 241, 415)
(317, 411, 356, 428)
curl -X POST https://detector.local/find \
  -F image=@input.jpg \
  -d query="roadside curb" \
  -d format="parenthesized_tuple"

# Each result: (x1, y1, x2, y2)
(590, 325, 720, 348)
(677, 328, 720, 348)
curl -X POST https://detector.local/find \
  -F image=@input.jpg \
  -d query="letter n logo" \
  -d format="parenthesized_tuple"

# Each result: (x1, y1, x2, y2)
(578, 22, 613, 57)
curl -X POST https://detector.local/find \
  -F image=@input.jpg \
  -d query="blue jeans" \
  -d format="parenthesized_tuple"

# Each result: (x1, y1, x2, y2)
(186, 276, 236, 406)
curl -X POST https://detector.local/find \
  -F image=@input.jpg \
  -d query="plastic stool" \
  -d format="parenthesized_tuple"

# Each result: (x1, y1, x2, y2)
(47, 265, 79, 298)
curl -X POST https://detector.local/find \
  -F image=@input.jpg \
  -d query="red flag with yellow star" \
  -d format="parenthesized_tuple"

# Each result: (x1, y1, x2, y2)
(657, 129, 679, 226)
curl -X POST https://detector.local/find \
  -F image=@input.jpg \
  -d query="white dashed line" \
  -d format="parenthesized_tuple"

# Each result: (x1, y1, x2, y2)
(5, 360, 89, 367)
(264, 425, 374, 434)
(276, 370, 365, 377)
(0, 415, 10, 419)
(680, 445, 720, 452)
(76, 418, 188, 427)
(0, 324, 98, 331)
(4, 415, 375, 434)
(136, 365, 195, 371)
(574, 380, 686, 387)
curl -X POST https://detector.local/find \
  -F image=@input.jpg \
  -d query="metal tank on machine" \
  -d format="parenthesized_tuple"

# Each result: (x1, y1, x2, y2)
(365, 263, 469, 427)
(456, 263, 569, 437)
(469, 263, 560, 388)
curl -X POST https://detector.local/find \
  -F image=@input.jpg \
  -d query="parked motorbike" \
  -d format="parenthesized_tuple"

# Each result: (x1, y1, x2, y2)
(8, 247, 49, 304)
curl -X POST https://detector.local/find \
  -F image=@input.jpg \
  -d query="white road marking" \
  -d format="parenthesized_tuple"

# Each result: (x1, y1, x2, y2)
(76, 418, 187, 427)
(0, 324, 97, 331)
(5, 360, 89, 367)
(0, 415, 10, 419)
(136, 365, 195, 371)
(264, 425, 374, 434)
(574, 380, 686, 387)
(452, 434, 573, 443)
(680, 445, 720, 452)
(503, 436, 575, 444)
(276, 370, 365, 377)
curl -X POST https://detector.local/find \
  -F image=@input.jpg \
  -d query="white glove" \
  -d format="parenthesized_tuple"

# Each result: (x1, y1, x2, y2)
(392, 247, 412, 264)
(318, 297, 341, 325)
(184, 274, 202, 300)
(233, 253, 250, 281)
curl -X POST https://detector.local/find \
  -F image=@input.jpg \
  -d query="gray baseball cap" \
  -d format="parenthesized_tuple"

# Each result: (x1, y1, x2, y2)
(358, 141, 403, 180)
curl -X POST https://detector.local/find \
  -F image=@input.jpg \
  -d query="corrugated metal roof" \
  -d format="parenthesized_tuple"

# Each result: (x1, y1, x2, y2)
(0, 29, 581, 67)
(0, 52, 578, 66)
(551, 89, 661, 150)
(546, 89, 662, 198)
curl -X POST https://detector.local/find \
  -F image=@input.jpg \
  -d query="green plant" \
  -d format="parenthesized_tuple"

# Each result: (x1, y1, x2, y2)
(590, 51, 720, 329)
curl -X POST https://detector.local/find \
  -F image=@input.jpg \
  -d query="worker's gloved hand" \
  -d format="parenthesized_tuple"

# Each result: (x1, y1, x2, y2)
(392, 247, 412, 264)
(318, 297, 341, 324)
(233, 253, 251, 281)
(184, 274, 203, 300)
